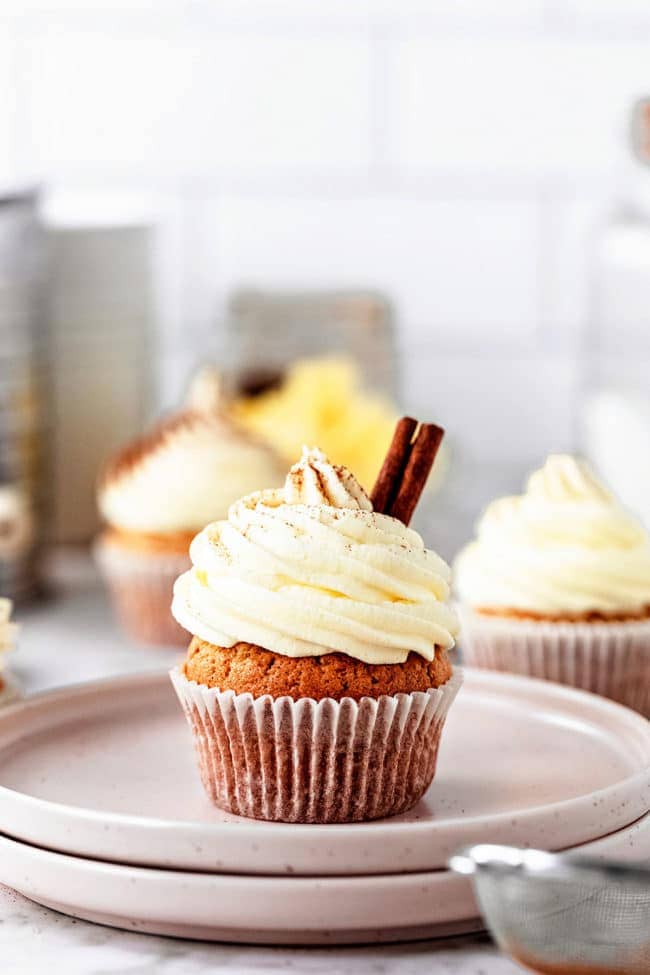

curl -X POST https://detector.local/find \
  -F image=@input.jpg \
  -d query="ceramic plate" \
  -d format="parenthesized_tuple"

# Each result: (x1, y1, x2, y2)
(1, 813, 648, 945)
(0, 669, 648, 876)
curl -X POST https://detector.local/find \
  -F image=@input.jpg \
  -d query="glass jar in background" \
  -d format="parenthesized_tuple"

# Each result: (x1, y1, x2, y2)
(0, 187, 48, 602)
(217, 288, 402, 496)
(581, 98, 650, 527)
(224, 288, 397, 397)
(46, 218, 154, 544)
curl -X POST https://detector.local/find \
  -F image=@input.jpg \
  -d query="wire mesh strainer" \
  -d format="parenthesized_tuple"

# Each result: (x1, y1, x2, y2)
(450, 844, 650, 974)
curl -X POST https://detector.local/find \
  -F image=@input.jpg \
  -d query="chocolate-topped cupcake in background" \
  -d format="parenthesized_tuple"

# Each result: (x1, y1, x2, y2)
(455, 454, 650, 715)
(95, 368, 285, 647)
(170, 419, 462, 824)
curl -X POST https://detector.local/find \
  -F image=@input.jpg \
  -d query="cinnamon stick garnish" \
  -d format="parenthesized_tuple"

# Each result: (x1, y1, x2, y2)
(371, 416, 444, 526)
(370, 416, 417, 515)
(390, 423, 444, 525)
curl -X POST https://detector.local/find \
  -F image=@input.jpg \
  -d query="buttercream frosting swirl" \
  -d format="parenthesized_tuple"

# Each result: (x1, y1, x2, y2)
(98, 411, 285, 534)
(455, 454, 650, 616)
(172, 447, 459, 664)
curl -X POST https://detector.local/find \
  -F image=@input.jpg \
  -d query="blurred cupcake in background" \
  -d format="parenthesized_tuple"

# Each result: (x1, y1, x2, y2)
(0, 598, 18, 702)
(95, 367, 285, 647)
(455, 454, 650, 715)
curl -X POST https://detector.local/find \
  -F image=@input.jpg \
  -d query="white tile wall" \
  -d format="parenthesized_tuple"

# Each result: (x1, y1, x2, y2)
(392, 39, 545, 171)
(402, 350, 578, 465)
(191, 35, 373, 168)
(208, 195, 539, 346)
(538, 197, 604, 343)
(21, 32, 199, 172)
(0, 27, 19, 185)
(542, 41, 650, 171)
(1, 0, 649, 521)
(549, 0, 650, 32)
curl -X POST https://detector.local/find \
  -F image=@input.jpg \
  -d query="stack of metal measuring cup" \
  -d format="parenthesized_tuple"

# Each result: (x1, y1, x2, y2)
(0, 188, 48, 602)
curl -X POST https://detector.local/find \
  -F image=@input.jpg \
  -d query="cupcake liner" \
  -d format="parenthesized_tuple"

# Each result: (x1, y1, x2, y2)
(170, 665, 463, 824)
(459, 605, 650, 717)
(94, 538, 190, 647)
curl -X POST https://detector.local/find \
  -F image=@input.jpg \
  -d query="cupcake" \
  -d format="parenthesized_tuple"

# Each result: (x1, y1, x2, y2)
(455, 454, 650, 715)
(170, 440, 461, 824)
(0, 598, 18, 698)
(95, 370, 285, 647)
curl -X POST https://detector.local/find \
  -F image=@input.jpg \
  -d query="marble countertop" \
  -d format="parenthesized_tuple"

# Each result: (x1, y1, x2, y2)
(1, 551, 522, 975)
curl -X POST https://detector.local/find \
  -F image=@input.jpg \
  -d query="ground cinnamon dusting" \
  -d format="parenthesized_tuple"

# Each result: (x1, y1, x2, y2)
(99, 408, 273, 489)
(99, 412, 203, 485)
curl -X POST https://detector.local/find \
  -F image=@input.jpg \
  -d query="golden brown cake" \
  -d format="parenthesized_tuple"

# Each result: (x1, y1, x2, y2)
(184, 637, 453, 701)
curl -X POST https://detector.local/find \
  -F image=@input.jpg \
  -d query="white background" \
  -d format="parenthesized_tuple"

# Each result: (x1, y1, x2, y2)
(3, 0, 650, 548)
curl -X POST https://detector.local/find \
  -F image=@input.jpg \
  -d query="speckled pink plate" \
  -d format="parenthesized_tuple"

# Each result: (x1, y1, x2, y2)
(0, 668, 648, 876)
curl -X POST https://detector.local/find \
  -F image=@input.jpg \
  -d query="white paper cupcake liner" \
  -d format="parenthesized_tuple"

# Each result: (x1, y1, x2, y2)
(94, 537, 190, 647)
(459, 605, 650, 717)
(170, 666, 463, 824)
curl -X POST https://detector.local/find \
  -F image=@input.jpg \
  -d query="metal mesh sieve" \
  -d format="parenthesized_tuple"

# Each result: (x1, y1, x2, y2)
(450, 844, 650, 974)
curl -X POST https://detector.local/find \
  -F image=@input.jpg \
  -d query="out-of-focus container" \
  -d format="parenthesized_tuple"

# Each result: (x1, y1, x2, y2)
(0, 187, 47, 602)
(221, 288, 400, 499)
(586, 98, 650, 389)
(222, 288, 451, 539)
(225, 288, 397, 397)
(46, 214, 154, 543)
(582, 98, 650, 524)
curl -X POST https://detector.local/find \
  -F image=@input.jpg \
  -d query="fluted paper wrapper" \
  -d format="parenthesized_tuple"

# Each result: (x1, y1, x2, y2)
(170, 666, 463, 824)
(94, 538, 190, 647)
(460, 605, 650, 717)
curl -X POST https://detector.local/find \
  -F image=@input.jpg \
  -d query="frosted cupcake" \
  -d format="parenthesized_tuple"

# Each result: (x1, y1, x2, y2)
(170, 441, 461, 823)
(455, 455, 650, 715)
(96, 373, 284, 647)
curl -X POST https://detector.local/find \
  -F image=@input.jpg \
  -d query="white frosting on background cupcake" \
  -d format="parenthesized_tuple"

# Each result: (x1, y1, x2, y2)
(172, 447, 459, 664)
(455, 454, 650, 617)
(98, 411, 285, 535)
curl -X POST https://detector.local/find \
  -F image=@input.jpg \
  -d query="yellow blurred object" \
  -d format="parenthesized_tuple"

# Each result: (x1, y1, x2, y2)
(230, 357, 397, 491)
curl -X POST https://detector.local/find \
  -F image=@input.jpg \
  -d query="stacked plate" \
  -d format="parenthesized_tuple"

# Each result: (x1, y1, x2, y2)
(0, 667, 648, 944)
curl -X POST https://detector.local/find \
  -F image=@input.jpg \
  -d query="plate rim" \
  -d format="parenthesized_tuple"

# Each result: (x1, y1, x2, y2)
(1, 810, 648, 944)
(0, 830, 478, 939)
(0, 666, 648, 874)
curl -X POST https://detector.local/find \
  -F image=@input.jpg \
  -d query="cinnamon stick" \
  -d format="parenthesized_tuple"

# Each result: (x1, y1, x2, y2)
(390, 422, 444, 525)
(370, 416, 417, 514)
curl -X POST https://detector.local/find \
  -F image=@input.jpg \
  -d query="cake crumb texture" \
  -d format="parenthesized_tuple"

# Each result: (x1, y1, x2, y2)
(184, 637, 452, 701)
(475, 605, 650, 623)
